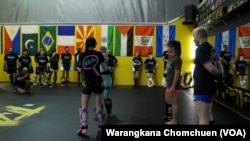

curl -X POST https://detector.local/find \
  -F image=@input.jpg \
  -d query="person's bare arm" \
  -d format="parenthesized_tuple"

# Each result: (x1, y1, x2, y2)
(171, 69, 181, 89)
(203, 61, 221, 78)
(17, 73, 30, 81)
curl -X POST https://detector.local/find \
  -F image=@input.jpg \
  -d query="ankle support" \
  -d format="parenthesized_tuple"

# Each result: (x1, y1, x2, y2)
(96, 109, 104, 127)
(79, 107, 88, 128)
(96, 109, 103, 115)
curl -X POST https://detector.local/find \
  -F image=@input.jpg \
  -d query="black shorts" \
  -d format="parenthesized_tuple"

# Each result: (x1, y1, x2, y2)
(14, 81, 26, 89)
(82, 77, 104, 94)
(146, 68, 155, 73)
(7, 66, 17, 74)
(238, 71, 246, 76)
(37, 66, 46, 73)
(62, 65, 70, 71)
(51, 64, 59, 70)
(133, 65, 140, 72)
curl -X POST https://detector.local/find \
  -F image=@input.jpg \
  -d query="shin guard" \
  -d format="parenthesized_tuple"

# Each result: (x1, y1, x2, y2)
(104, 98, 112, 115)
(79, 107, 88, 129)
(96, 110, 105, 128)
(77, 107, 88, 136)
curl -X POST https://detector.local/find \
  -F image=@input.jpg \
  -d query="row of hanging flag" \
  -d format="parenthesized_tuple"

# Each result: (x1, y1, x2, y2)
(0, 24, 249, 58)
(215, 25, 250, 59)
(0, 25, 175, 57)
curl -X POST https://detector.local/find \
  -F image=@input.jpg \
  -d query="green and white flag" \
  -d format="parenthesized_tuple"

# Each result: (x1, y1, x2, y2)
(22, 25, 39, 56)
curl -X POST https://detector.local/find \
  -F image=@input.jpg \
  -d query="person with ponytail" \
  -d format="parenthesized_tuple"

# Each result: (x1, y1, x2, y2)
(164, 40, 182, 125)
(77, 37, 108, 136)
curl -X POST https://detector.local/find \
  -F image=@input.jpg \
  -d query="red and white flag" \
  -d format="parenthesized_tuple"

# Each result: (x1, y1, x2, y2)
(238, 26, 250, 59)
(134, 26, 154, 57)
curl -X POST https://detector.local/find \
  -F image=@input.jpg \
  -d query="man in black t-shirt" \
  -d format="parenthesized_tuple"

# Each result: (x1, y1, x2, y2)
(37, 50, 51, 88)
(74, 47, 83, 86)
(4, 47, 19, 85)
(14, 67, 33, 94)
(220, 45, 233, 73)
(60, 46, 72, 86)
(132, 52, 142, 87)
(34, 48, 47, 85)
(18, 49, 32, 74)
(107, 50, 117, 87)
(48, 48, 60, 85)
(144, 52, 158, 87)
(193, 27, 223, 125)
(77, 37, 108, 136)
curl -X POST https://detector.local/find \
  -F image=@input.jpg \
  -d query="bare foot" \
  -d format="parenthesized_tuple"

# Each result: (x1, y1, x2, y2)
(165, 120, 177, 125)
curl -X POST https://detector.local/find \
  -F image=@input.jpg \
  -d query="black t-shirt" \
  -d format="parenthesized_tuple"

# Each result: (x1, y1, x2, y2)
(75, 52, 81, 63)
(132, 57, 142, 67)
(14, 73, 30, 88)
(193, 42, 217, 95)
(4, 53, 19, 66)
(19, 56, 32, 68)
(107, 54, 117, 67)
(78, 50, 105, 78)
(37, 56, 49, 68)
(61, 53, 72, 66)
(49, 53, 60, 66)
(220, 51, 232, 63)
(166, 55, 182, 89)
(162, 50, 169, 60)
(35, 52, 47, 63)
(235, 60, 248, 72)
(144, 58, 157, 70)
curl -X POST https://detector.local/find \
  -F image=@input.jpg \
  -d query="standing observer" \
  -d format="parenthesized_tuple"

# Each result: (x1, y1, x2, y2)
(192, 27, 223, 125)
(77, 37, 108, 136)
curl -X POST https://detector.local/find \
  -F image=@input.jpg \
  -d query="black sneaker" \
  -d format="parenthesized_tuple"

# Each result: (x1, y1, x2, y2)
(107, 114, 112, 119)
(48, 84, 52, 88)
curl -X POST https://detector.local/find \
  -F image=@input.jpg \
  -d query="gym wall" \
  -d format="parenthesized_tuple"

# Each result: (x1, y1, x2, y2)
(0, 16, 198, 86)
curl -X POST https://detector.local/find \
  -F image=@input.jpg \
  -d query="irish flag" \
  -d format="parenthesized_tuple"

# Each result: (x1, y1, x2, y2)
(114, 25, 133, 56)
(134, 25, 154, 57)
(238, 26, 250, 59)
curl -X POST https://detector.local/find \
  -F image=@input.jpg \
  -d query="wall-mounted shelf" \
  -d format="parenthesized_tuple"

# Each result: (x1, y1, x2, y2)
(197, 0, 250, 36)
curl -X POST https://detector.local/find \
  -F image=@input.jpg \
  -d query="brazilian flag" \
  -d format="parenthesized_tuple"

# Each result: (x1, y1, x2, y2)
(40, 26, 56, 55)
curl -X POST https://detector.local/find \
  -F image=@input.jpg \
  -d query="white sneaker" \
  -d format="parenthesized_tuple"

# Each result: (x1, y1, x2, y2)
(148, 81, 151, 87)
(151, 80, 155, 86)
